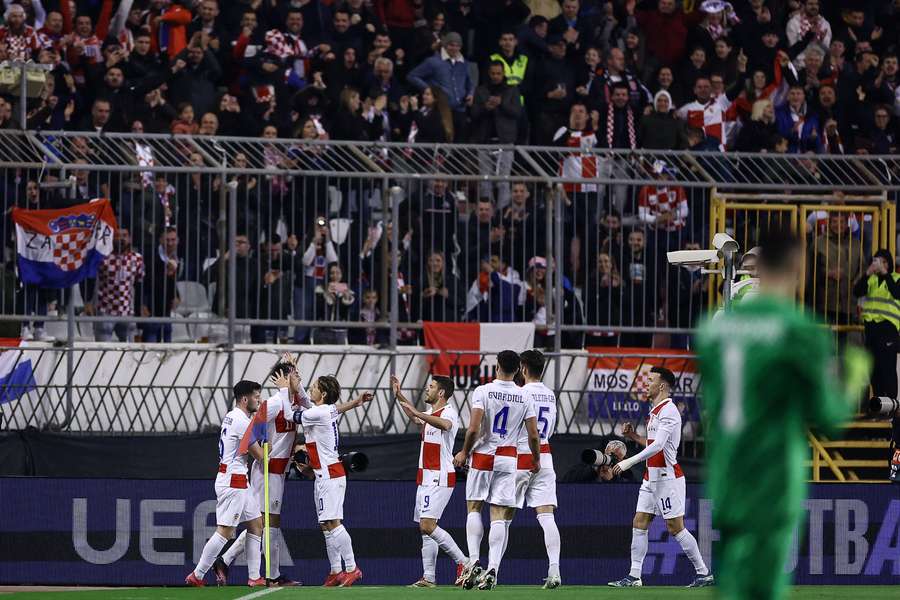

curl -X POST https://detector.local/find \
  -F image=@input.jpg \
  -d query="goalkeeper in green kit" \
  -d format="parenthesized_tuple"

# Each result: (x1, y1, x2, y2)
(695, 227, 871, 600)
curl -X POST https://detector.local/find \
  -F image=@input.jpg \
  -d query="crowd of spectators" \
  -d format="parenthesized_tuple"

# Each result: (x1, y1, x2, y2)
(1, 0, 897, 346)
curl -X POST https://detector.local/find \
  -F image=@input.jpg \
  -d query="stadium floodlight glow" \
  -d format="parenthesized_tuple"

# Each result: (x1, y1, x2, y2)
(666, 232, 741, 309)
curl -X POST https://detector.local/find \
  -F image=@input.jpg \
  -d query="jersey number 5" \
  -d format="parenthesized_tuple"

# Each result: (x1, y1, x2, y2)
(537, 406, 550, 439)
(492, 406, 509, 436)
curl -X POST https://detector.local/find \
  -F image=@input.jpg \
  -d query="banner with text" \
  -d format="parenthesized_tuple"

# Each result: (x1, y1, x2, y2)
(0, 479, 896, 586)
(585, 348, 702, 422)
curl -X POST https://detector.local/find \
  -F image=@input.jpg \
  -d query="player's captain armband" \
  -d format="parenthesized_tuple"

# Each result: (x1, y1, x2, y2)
(291, 409, 304, 424)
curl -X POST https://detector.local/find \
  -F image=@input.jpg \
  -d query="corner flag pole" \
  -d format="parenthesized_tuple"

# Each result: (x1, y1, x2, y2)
(264, 441, 270, 581)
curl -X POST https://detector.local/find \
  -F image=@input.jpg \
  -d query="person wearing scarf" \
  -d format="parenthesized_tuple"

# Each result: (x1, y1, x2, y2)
(598, 81, 638, 150)
(786, 0, 832, 69)
(775, 84, 824, 153)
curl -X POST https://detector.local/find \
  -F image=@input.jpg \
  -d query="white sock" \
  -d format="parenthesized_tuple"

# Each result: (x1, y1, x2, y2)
(332, 525, 356, 571)
(323, 530, 342, 573)
(487, 520, 510, 572)
(674, 528, 708, 576)
(430, 526, 467, 564)
(421, 534, 438, 582)
(221, 529, 246, 566)
(194, 532, 228, 578)
(267, 527, 281, 579)
(629, 528, 649, 579)
(246, 533, 262, 580)
(537, 513, 561, 578)
(466, 511, 484, 564)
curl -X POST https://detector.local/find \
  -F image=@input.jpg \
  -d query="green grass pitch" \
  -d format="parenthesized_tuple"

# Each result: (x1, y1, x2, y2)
(1, 586, 897, 600)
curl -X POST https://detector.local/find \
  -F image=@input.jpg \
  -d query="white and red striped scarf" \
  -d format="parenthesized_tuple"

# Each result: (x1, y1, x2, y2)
(796, 15, 826, 41)
(607, 103, 637, 149)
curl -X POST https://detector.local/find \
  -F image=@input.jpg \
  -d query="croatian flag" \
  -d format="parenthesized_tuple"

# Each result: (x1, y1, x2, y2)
(12, 199, 117, 288)
(238, 402, 268, 455)
(423, 322, 535, 381)
(0, 340, 36, 406)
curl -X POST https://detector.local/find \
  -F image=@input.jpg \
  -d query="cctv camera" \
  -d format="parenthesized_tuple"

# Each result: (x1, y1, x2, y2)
(667, 249, 720, 266)
(712, 233, 739, 255)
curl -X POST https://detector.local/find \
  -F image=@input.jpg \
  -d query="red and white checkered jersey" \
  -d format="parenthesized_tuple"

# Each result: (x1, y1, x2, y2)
(553, 127, 599, 193)
(637, 186, 689, 232)
(470, 379, 536, 473)
(97, 251, 145, 316)
(516, 382, 556, 470)
(216, 407, 252, 486)
(417, 404, 459, 487)
(0, 26, 39, 61)
(676, 95, 733, 148)
(264, 388, 297, 464)
(300, 403, 346, 480)
(643, 398, 683, 482)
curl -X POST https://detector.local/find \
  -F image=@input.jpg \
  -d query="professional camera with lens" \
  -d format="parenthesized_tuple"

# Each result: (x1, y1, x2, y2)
(869, 396, 900, 417)
(292, 449, 369, 476)
(581, 449, 618, 467)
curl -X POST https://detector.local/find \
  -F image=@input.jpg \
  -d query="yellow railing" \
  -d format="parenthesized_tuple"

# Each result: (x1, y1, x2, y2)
(806, 426, 891, 483)
(709, 191, 896, 330)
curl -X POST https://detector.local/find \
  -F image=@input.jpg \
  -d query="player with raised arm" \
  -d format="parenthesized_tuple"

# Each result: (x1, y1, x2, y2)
(186, 380, 267, 587)
(608, 366, 712, 588)
(391, 374, 469, 588)
(214, 354, 302, 586)
(514, 350, 562, 589)
(696, 226, 870, 600)
(453, 350, 541, 591)
(289, 375, 374, 587)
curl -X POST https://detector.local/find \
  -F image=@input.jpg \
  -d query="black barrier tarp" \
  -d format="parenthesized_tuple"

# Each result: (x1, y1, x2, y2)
(0, 429, 702, 480)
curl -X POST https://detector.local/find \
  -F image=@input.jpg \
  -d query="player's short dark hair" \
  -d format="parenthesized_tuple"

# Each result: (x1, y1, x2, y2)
(650, 367, 676, 390)
(758, 224, 801, 272)
(496, 350, 520, 376)
(233, 379, 261, 400)
(520, 349, 545, 378)
(317, 375, 341, 405)
(270, 360, 296, 380)
(432, 375, 454, 399)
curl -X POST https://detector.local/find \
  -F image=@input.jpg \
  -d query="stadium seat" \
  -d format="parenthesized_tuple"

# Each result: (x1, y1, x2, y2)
(176, 281, 211, 316)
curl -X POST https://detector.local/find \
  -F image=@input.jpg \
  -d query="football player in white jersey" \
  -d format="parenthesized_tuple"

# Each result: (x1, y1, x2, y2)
(391, 374, 469, 588)
(186, 380, 266, 587)
(214, 356, 302, 586)
(289, 374, 374, 587)
(608, 367, 713, 588)
(514, 350, 562, 589)
(453, 350, 541, 590)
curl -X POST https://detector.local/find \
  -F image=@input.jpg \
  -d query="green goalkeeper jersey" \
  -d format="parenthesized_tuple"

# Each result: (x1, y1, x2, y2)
(696, 294, 852, 527)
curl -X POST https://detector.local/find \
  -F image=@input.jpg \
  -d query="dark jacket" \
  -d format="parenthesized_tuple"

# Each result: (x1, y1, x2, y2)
(469, 82, 522, 143)
(639, 110, 685, 150)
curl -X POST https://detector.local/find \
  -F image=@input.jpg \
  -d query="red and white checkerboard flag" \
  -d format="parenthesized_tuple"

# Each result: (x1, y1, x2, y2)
(12, 199, 117, 288)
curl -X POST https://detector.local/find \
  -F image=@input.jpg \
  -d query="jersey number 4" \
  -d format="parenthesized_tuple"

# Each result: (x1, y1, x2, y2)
(492, 406, 509, 436)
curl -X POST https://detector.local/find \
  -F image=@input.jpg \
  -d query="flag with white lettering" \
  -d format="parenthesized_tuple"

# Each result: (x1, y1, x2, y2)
(423, 322, 535, 381)
(12, 199, 117, 288)
(586, 348, 701, 422)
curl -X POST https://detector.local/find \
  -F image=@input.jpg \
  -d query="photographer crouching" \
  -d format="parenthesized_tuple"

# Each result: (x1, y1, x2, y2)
(561, 440, 635, 483)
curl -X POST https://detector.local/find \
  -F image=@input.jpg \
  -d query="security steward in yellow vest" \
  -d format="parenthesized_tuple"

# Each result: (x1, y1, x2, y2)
(853, 249, 900, 399)
(490, 31, 530, 116)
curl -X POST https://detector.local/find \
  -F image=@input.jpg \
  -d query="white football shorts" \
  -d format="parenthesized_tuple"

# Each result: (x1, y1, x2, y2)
(215, 484, 261, 527)
(413, 485, 455, 522)
(465, 468, 494, 502)
(313, 476, 346, 522)
(515, 467, 558, 509)
(635, 476, 686, 519)
(486, 470, 517, 508)
(250, 467, 286, 515)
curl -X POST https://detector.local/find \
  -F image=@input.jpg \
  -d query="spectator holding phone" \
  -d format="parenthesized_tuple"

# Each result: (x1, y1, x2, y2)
(314, 262, 356, 345)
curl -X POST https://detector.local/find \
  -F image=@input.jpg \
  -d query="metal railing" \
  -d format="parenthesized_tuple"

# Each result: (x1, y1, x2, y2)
(0, 345, 703, 451)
